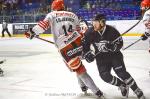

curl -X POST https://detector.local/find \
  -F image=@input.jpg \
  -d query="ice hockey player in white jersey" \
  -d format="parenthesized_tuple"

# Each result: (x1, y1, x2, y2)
(141, 0, 150, 53)
(25, 0, 104, 98)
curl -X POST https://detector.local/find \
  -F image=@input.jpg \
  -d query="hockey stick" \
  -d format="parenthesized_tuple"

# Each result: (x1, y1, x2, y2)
(35, 36, 55, 44)
(27, 28, 55, 44)
(112, 19, 141, 44)
(122, 38, 141, 50)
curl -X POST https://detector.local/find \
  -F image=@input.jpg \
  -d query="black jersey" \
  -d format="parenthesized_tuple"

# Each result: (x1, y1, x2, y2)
(83, 25, 123, 59)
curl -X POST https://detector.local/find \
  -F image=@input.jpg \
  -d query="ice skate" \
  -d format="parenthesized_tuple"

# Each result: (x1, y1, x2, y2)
(134, 88, 145, 99)
(0, 59, 6, 64)
(81, 86, 88, 94)
(95, 90, 105, 99)
(119, 84, 129, 98)
(0, 68, 4, 77)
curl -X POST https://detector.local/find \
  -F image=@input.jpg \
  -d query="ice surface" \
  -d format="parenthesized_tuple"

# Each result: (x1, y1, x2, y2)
(0, 37, 150, 99)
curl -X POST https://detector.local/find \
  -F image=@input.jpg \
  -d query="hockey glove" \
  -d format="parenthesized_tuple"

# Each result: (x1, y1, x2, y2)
(145, 32, 150, 37)
(141, 34, 148, 41)
(83, 51, 95, 63)
(105, 42, 117, 52)
(24, 28, 36, 39)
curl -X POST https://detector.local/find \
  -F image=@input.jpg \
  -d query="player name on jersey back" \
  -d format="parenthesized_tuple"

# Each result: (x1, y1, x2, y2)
(56, 17, 74, 23)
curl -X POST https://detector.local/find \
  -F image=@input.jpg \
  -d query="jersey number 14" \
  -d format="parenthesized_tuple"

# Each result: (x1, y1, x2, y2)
(62, 25, 73, 36)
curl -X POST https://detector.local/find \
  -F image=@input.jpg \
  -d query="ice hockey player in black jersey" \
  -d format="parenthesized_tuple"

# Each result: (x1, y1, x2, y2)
(82, 14, 145, 99)
(0, 68, 3, 77)
(0, 60, 5, 76)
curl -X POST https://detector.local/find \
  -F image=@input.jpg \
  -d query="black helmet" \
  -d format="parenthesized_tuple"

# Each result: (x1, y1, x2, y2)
(93, 14, 106, 26)
(93, 14, 106, 21)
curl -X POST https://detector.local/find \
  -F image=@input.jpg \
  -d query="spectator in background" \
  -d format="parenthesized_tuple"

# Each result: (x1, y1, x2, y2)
(0, 1, 2, 11)
(84, 1, 91, 10)
(80, 0, 86, 8)
(12, 0, 18, 10)
(1, 19, 11, 37)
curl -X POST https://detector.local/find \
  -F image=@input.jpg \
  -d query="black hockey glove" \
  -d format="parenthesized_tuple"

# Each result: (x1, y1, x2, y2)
(141, 34, 148, 41)
(145, 32, 150, 37)
(105, 42, 117, 52)
(83, 51, 95, 63)
(25, 28, 36, 39)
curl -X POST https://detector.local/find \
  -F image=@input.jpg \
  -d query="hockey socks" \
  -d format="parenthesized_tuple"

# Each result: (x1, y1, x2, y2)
(77, 72, 103, 95)
(124, 77, 145, 99)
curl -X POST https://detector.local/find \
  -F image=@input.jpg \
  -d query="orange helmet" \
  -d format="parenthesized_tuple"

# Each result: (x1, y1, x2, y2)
(141, 0, 150, 10)
(51, 0, 65, 11)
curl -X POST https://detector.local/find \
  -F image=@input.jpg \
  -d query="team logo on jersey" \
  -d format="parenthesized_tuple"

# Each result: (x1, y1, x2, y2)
(67, 46, 82, 57)
(95, 40, 109, 52)
(145, 32, 150, 37)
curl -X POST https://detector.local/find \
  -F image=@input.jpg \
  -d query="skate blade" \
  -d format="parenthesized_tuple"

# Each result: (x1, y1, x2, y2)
(97, 95, 105, 99)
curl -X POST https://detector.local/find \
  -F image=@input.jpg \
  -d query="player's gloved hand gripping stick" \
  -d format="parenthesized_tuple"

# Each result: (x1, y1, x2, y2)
(25, 28, 55, 44)
(25, 28, 36, 39)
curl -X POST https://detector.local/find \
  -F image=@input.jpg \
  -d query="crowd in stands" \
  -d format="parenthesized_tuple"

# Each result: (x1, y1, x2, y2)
(0, 0, 18, 15)
(76, 0, 141, 20)
(0, 0, 141, 23)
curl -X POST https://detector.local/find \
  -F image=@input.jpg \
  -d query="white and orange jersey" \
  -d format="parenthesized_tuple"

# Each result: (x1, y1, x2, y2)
(142, 9, 150, 33)
(32, 11, 80, 43)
